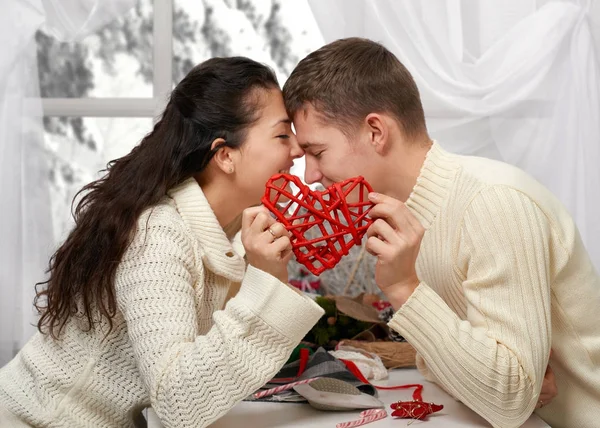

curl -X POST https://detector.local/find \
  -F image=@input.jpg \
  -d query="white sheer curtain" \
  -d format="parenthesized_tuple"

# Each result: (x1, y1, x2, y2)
(0, 0, 136, 366)
(308, 0, 600, 272)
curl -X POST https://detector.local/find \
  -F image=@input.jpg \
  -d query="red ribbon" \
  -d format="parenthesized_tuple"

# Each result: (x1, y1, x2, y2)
(340, 359, 443, 420)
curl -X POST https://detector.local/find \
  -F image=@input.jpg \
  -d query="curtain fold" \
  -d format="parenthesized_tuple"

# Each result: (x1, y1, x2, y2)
(0, 0, 137, 365)
(308, 0, 600, 271)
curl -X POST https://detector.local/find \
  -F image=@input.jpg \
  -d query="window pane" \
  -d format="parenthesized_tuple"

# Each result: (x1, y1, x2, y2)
(172, 0, 324, 85)
(171, 0, 324, 180)
(37, 0, 153, 98)
(45, 117, 153, 242)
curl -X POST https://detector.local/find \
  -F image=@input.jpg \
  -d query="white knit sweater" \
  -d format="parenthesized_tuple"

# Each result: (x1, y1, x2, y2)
(389, 142, 600, 428)
(0, 178, 324, 427)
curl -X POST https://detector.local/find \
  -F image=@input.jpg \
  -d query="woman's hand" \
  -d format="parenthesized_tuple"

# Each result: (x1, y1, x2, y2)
(241, 206, 293, 283)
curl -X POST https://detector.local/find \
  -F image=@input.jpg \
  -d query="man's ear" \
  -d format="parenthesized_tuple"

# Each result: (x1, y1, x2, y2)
(210, 138, 236, 174)
(365, 113, 389, 155)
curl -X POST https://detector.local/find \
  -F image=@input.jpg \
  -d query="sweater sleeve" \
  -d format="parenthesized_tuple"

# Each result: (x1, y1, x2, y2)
(388, 186, 555, 428)
(414, 353, 437, 383)
(115, 216, 324, 428)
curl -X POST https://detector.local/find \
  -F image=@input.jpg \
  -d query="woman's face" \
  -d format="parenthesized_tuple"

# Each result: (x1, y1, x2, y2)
(232, 87, 303, 206)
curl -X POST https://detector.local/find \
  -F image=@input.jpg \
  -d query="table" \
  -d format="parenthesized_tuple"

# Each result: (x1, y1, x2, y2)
(207, 369, 550, 427)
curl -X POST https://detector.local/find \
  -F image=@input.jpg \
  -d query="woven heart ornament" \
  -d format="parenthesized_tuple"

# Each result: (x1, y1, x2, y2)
(262, 173, 374, 275)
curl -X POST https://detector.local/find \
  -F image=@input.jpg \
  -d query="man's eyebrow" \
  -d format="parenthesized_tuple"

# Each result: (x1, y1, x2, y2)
(299, 141, 325, 150)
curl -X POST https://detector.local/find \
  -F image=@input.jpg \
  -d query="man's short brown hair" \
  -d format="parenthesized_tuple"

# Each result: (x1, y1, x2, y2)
(283, 38, 427, 139)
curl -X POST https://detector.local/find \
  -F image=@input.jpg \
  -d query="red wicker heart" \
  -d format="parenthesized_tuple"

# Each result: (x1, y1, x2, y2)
(261, 174, 374, 275)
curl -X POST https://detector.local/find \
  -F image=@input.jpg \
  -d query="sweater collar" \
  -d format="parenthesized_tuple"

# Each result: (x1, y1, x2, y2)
(168, 178, 245, 282)
(405, 142, 460, 229)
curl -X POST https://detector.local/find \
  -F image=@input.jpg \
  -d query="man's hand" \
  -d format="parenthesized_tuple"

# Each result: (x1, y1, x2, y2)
(537, 353, 558, 409)
(365, 192, 425, 309)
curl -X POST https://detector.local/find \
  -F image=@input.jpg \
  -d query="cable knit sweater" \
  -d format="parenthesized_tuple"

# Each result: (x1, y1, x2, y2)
(388, 142, 600, 428)
(0, 178, 324, 427)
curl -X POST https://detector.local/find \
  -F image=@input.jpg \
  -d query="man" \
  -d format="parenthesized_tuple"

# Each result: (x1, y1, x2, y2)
(283, 38, 600, 428)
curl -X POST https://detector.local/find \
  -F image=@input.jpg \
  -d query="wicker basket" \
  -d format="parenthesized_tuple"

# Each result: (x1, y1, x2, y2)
(341, 340, 417, 369)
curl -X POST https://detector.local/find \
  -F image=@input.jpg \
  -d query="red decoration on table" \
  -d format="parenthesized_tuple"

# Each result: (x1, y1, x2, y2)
(391, 400, 443, 420)
(390, 384, 443, 420)
(391, 400, 444, 420)
(261, 173, 374, 275)
(339, 358, 443, 421)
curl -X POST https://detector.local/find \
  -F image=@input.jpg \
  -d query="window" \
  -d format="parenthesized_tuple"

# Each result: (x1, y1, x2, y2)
(37, 0, 154, 98)
(46, 117, 152, 241)
(38, 0, 323, 242)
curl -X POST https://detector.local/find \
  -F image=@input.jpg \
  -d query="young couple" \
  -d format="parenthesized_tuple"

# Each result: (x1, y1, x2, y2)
(1, 38, 599, 428)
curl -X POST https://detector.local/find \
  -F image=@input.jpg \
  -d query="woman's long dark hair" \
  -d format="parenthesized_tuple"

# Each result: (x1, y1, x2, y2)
(35, 57, 278, 338)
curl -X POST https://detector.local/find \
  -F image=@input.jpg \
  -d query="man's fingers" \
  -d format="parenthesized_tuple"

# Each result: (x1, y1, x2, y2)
(368, 198, 423, 238)
(368, 203, 401, 230)
(366, 219, 397, 242)
(537, 363, 558, 408)
(368, 192, 400, 205)
(545, 366, 557, 395)
(365, 236, 388, 258)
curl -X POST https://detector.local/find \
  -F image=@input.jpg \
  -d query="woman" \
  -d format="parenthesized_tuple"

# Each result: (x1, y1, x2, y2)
(0, 57, 324, 427)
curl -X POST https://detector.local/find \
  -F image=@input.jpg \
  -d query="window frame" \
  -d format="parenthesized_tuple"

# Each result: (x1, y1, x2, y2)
(40, 0, 173, 119)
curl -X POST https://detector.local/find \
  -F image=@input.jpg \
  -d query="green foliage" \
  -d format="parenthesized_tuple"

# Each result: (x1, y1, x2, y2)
(303, 297, 374, 347)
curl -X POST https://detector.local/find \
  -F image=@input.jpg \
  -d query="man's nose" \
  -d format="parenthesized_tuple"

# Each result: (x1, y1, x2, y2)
(303, 157, 322, 185)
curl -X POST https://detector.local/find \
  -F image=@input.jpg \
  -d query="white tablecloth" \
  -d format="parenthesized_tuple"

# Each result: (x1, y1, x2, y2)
(191, 368, 549, 428)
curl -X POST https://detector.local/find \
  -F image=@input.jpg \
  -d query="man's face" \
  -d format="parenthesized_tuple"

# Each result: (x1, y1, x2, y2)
(293, 105, 376, 190)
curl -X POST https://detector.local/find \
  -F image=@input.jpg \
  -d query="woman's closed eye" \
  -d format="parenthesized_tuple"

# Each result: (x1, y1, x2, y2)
(276, 134, 290, 140)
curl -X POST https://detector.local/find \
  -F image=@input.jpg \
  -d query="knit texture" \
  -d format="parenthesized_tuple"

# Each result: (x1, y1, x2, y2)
(0, 178, 324, 427)
(389, 142, 600, 428)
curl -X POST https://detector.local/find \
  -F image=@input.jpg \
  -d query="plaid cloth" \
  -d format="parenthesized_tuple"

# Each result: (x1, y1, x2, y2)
(379, 306, 406, 342)
(246, 348, 377, 402)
